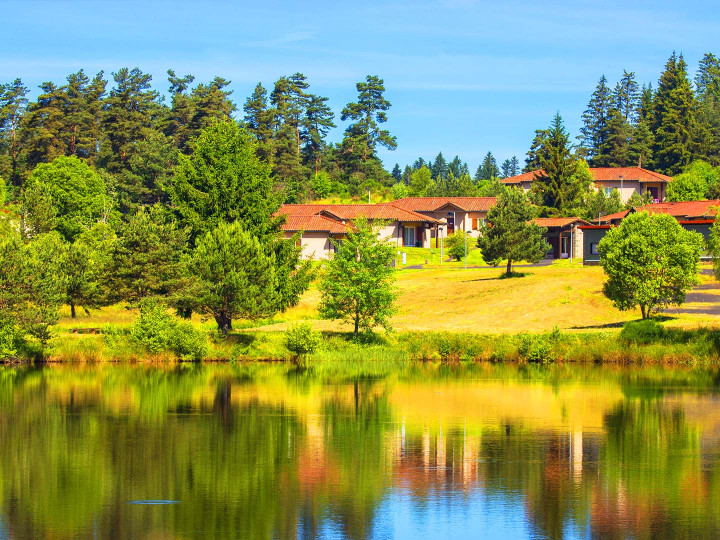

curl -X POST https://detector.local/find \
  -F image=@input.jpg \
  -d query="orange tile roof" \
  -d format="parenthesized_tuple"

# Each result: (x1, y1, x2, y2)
(281, 215, 353, 234)
(393, 197, 497, 212)
(595, 200, 720, 223)
(502, 167, 673, 185)
(278, 203, 438, 224)
(534, 217, 590, 228)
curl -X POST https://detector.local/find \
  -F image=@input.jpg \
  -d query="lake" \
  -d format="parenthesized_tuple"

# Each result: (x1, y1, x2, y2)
(1, 362, 719, 539)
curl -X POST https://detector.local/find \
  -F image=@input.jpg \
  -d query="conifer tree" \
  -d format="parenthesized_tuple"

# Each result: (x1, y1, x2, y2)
(243, 82, 275, 165)
(579, 75, 613, 162)
(447, 155, 466, 178)
(509, 155, 520, 176)
(614, 70, 640, 124)
(302, 93, 335, 174)
(477, 187, 548, 277)
(525, 129, 549, 171)
(652, 53, 697, 175)
(479, 151, 499, 180)
(0, 78, 29, 187)
(500, 159, 512, 178)
(431, 152, 447, 179)
(391, 163, 402, 182)
(22, 82, 66, 167)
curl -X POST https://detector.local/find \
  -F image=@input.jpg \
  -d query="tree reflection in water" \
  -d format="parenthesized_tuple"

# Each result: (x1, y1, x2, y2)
(0, 364, 719, 539)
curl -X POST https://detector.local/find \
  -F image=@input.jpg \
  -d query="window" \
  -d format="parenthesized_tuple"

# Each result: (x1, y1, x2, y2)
(472, 218, 479, 230)
(590, 243, 599, 255)
(604, 187, 612, 197)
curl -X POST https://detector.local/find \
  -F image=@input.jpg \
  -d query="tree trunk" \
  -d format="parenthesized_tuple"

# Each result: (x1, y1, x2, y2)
(70, 303, 76, 319)
(506, 259, 513, 277)
(215, 312, 233, 333)
(354, 309, 360, 335)
(640, 304, 647, 319)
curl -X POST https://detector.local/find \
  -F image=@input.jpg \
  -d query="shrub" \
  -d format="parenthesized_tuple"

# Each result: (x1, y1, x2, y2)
(130, 299, 208, 360)
(0, 317, 18, 360)
(620, 319, 666, 345)
(445, 231, 468, 261)
(284, 322, 322, 357)
(518, 333, 554, 363)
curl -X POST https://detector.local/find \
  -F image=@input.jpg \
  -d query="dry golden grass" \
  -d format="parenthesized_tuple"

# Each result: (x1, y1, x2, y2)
(53, 261, 720, 336)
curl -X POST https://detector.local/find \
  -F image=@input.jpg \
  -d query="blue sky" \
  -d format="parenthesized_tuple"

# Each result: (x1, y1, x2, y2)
(2, 0, 719, 173)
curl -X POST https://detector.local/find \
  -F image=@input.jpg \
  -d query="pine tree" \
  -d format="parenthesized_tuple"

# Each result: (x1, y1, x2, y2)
(243, 82, 275, 165)
(596, 108, 633, 167)
(652, 53, 698, 175)
(165, 70, 197, 152)
(431, 152, 447, 179)
(0, 78, 29, 187)
(696, 53, 720, 101)
(477, 187, 548, 277)
(22, 82, 66, 167)
(533, 113, 591, 212)
(614, 70, 640, 124)
(339, 75, 397, 173)
(100, 68, 160, 173)
(64, 70, 106, 162)
(500, 159, 512, 178)
(695, 54, 720, 165)
(525, 129, 549, 171)
(479, 151, 499, 180)
(509, 155, 520, 176)
(391, 163, 402, 182)
(302, 93, 335, 174)
(579, 75, 613, 162)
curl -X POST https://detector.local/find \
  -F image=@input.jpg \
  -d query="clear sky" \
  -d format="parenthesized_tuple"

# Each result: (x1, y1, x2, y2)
(2, 0, 719, 173)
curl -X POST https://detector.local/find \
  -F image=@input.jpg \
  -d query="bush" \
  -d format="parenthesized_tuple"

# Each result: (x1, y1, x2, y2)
(0, 317, 18, 360)
(518, 333, 554, 363)
(130, 299, 208, 360)
(620, 319, 666, 345)
(284, 322, 322, 357)
(445, 231, 468, 261)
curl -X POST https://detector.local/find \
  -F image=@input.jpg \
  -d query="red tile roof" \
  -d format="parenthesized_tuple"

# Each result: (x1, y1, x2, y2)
(281, 215, 354, 234)
(393, 197, 497, 212)
(502, 167, 673, 185)
(534, 217, 590, 228)
(278, 203, 438, 224)
(595, 200, 720, 223)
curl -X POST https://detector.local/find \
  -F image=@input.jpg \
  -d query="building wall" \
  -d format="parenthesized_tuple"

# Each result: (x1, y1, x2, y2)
(572, 225, 584, 261)
(422, 210, 488, 239)
(581, 228, 608, 265)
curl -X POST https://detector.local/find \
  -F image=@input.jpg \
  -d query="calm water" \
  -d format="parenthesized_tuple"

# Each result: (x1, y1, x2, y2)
(1, 363, 720, 539)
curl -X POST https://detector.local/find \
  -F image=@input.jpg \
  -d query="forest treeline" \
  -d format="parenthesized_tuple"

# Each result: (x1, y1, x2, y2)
(1, 51, 718, 209)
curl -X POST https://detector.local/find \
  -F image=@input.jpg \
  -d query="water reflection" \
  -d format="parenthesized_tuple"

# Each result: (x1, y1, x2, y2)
(0, 364, 719, 539)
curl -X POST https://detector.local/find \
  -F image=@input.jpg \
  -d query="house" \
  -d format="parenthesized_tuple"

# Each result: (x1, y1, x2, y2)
(278, 203, 440, 259)
(392, 197, 497, 244)
(579, 199, 720, 265)
(535, 217, 589, 260)
(501, 166, 673, 204)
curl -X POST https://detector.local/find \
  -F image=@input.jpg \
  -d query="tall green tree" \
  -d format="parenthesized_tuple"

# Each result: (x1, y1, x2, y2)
(695, 54, 720, 165)
(479, 151, 499, 180)
(431, 152, 447, 179)
(477, 187, 548, 276)
(109, 205, 189, 304)
(666, 160, 720, 201)
(64, 70, 107, 162)
(22, 81, 66, 167)
(0, 79, 29, 187)
(302, 93, 335, 174)
(408, 165, 433, 197)
(318, 218, 397, 335)
(599, 211, 703, 318)
(243, 82, 276, 165)
(579, 75, 613, 162)
(532, 114, 591, 212)
(614, 70, 640, 124)
(524, 129, 549, 172)
(652, 53, 697, 175)
(168, 121, 311, 311)
(339, 75, 396, 179)
(100, 67, 160, 173)
(189, 221, 280, 332)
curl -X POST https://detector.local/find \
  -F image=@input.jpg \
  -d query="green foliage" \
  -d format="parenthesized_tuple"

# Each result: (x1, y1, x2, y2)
(65, 223, 117, 317)
(0, 225, 67, 345)
(408, 166, 433, 197)
(23, 156, 113, 242)
(130, 298, 208, 360)
(625, 190, 653, 209)
(109, 205, 188, 304)
(666, 160, 720, 201)
(518, 333, 554, 363)
(620, 319, 666, 345)
(0, 316, 18, 359)
(311, 171, 333, 199)
(599, 211, 703, 318)
(445, 231, 469, 261)
(284, 322, 322, 356)
(390, 182, 408, 200)
(532, 114, 592, 212)
(169, 121, 280, 243)
(189, 221, 280, 332)
(478, 186, 548, 276)
(585, 188, 623, 220)
(318, 218, 398, 334)
(706, 217, 720, 282)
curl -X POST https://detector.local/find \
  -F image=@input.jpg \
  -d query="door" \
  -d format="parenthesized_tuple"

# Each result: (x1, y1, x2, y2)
(647, 186, 659, 202)
(446, 214, 455, 234)
(403, 226, 416, 247)
(561, 235, 569, 258)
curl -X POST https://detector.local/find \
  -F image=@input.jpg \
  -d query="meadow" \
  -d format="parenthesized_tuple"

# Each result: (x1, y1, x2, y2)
(42, 258, 720, 364)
